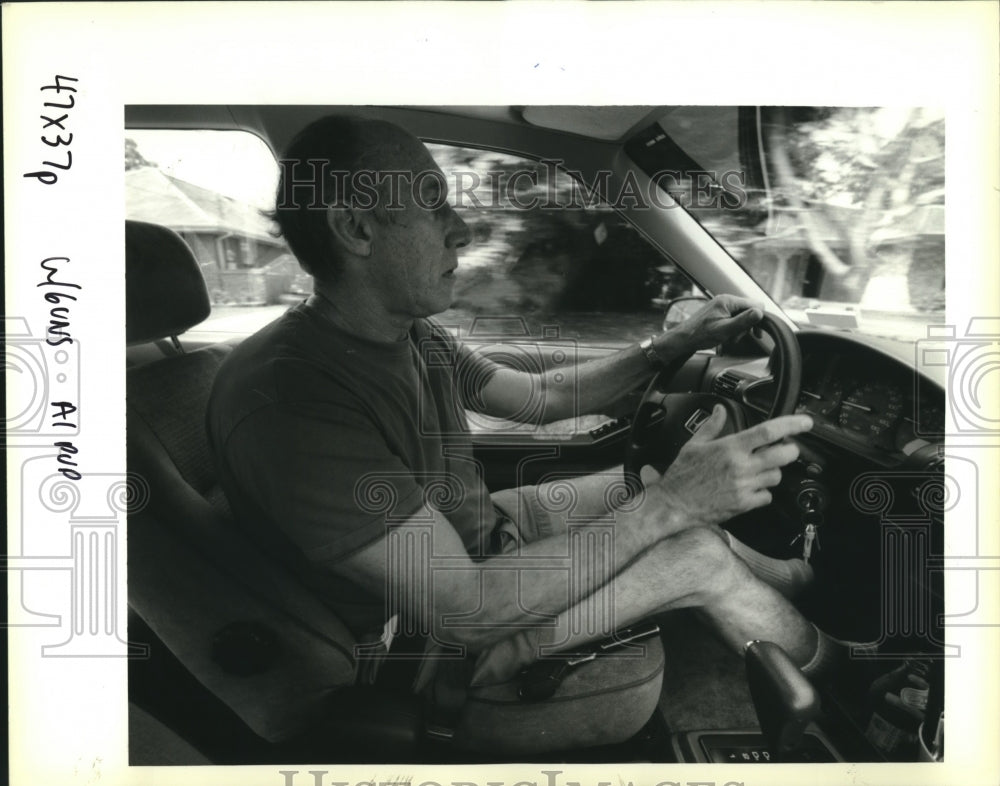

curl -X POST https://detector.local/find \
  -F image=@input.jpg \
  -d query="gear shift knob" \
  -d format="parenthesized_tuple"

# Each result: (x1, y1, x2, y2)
(745, 640, 821, 759)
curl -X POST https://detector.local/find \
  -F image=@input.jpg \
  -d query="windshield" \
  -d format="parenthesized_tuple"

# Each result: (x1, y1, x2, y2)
(627, 107, 945, 341)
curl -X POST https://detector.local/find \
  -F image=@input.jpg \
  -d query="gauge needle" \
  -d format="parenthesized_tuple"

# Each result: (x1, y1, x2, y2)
(802, 390, 822, 400)
(842, 401, 874, 413)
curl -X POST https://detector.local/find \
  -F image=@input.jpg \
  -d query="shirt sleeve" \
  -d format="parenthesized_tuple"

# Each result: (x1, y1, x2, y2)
(425, 321, 503, 413)
(222, 397, 426, 565)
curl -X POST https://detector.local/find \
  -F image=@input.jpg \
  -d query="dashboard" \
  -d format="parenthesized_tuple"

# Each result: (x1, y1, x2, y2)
(712, 330, 947, 466)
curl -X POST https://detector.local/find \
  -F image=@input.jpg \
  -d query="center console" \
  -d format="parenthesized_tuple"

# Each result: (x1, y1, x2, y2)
(671, 727, 841, 763)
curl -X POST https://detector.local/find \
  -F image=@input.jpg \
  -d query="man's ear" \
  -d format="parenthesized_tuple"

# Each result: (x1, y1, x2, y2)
(326, 205, 374, 258)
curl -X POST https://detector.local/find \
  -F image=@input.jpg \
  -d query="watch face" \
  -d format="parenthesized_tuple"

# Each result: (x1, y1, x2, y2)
(640, 337, 659, 366)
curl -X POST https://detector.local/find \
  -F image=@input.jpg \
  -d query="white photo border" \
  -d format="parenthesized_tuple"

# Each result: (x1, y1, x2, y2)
(4, 2, 999, 785)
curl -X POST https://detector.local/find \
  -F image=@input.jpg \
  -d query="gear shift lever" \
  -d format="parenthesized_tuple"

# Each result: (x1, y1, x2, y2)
(744, 640, 822, 760)
(669, 640, 838, 763)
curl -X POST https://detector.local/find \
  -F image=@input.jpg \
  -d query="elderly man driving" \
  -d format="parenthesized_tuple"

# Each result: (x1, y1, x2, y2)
(207, 115, 838, 731)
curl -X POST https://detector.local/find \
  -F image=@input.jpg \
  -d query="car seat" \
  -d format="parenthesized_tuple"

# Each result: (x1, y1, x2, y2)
(125, 220, 665, 763)
(126, 220, 370, 759)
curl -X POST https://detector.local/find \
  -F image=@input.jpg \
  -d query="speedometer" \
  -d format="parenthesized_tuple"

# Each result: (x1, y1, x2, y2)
(799, 382, 844, 418)
(838, 382, 904, 444)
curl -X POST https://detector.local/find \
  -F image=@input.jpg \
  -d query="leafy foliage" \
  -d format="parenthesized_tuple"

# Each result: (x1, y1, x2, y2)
(125, 137, 156, 171)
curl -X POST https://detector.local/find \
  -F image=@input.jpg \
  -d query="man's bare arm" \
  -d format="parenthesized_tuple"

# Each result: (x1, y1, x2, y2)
(335, 486, 673, 652)
(334, 409, 812, 653)
(478, 332, 685, 425)
(475, 295, 766, 424)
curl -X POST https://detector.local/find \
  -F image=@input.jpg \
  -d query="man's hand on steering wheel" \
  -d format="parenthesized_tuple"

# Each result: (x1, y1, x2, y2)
(627, 295, 802, 482)
(654, 294, 767, 359)
(640, 406, 814, 533)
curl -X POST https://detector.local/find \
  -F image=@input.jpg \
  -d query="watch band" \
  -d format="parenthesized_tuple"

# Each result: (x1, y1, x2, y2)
(639, 335, 661, 368)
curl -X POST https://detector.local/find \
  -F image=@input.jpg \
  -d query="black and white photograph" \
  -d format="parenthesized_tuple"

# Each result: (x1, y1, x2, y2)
(5, 3, 999, 786)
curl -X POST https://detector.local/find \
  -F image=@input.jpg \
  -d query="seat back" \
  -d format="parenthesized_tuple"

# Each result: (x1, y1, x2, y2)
(126, 221, 357, 743)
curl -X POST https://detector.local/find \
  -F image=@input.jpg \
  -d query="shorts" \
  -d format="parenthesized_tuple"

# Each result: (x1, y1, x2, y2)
(488, 483, 565, 554)
(412, 482, 571, 695)
(419, 480, 665, 752)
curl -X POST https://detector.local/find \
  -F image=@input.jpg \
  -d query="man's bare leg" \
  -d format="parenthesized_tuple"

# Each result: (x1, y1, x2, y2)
(524, 472, 814, 599)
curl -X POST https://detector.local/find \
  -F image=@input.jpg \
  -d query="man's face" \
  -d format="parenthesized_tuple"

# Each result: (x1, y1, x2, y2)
(364, 131, 471, 320)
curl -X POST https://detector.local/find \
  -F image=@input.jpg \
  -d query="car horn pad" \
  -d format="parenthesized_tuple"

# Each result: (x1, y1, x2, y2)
(629, 392, 748, 475)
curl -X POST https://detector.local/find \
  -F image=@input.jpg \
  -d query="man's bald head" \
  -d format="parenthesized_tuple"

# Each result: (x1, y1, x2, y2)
(272, 115, 431, 281)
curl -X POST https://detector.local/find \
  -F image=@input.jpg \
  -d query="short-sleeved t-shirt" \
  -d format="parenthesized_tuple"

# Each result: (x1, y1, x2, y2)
(206, 295, 501, 635)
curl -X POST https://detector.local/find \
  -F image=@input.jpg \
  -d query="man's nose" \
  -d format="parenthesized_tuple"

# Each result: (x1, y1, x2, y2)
(446, 205, 472, 249)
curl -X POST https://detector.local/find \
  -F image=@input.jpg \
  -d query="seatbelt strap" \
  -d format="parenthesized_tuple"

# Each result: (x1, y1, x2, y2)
(155, 336, 184, 356)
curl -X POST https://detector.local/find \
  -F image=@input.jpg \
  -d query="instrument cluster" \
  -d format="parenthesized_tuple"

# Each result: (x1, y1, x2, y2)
(793, 351, 946, 455)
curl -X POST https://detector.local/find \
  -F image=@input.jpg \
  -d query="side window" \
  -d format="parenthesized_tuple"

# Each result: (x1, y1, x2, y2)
(125, 130, 301, 339)
(427, 144, 701, 347)
(124, 134, 701, 347)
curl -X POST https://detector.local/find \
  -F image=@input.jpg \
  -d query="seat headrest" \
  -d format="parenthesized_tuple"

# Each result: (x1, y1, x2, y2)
(126, 220, 211, 345)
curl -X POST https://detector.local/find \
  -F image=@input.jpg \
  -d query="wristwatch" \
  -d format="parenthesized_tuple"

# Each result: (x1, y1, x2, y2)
(638, 335, 661, 368)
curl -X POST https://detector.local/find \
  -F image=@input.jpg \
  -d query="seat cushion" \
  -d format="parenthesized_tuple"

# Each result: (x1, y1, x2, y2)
(129, 502, 358, 743)
(452, 637, 665, 754)
(128, 702, 213, 765)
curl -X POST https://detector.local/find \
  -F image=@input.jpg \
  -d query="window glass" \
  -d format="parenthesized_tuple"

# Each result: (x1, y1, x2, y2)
(628, 107, 945, 341)
(125, 132, 699, 345)
(125, 130, 301, 339)
(427, 143, 700, 346)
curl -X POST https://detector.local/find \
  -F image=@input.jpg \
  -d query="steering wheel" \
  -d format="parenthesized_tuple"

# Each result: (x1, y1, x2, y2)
(624, 313, 802, 487)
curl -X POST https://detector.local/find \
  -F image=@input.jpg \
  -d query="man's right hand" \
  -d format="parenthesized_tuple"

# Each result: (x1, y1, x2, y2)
(641, 405, 814, 532)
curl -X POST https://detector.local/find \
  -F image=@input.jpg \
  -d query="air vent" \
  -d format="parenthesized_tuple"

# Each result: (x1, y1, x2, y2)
(713, 371, 742, 400)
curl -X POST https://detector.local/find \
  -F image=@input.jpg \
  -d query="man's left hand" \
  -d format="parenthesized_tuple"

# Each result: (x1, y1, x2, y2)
(667, 294, 765, 353)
